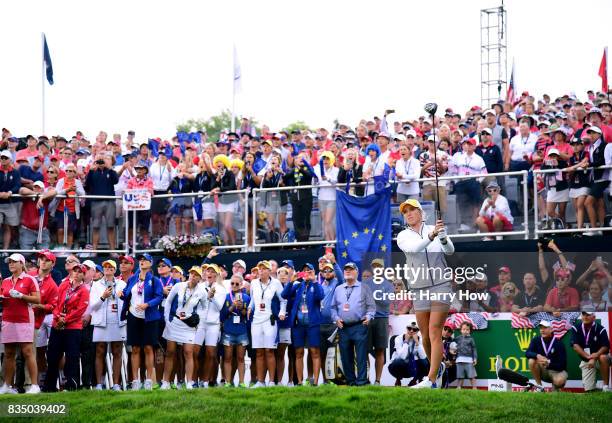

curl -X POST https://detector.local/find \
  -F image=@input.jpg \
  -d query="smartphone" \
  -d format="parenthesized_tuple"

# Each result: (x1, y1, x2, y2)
(297, 271, 306, 279)
(236, 292, 242, 302)
(325, 247, 333, 256)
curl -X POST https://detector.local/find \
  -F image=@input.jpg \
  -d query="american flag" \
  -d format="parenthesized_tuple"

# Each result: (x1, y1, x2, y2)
(511, 312, 580, 339)
(506, 60, 516, 104)
(445, 312, 490, 330)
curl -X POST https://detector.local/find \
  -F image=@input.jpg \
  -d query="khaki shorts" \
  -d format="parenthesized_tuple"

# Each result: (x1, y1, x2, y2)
(540, 366, 568, 384)
(410, 282, 453, 312)
(579, 358, 604, 391)
(0, 203, 19, 226)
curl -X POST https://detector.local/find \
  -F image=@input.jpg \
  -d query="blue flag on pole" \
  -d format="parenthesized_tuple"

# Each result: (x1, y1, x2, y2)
(335, 186, 392, 273)
(43, 34, 54, 85)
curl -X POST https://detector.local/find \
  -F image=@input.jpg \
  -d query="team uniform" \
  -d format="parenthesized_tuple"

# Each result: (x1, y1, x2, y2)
(0, 273, 39, 344)
(248, 278, 287, 349)
(89, 278, 127, 343)
(163, 282, 207, 345)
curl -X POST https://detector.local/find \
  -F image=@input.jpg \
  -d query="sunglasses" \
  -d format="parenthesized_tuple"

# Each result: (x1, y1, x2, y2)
(480, 132, 490, 136)
(66, 259, 79, 264)
(0, 157, 10, 160)
(407, 328, 419, 332)
(47, 170, 56, 174)
(157, 263, 168, 267)
(486, 188, 498, 193)
(231, 282, 241, 287)
(322, 269, 333, 273)
(66, 170, 76, 173)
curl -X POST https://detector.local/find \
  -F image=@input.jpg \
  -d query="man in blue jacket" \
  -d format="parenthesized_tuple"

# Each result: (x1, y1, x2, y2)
(318, 255, 343, 383)
(282, 263, 324, 386)
(120, 253, 164, 390)
(526, 320, 567, 391)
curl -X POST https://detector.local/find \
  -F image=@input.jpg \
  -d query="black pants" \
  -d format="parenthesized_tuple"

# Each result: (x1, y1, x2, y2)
(319, 323, 336, 380)
(45, 328, 82, 392)
(80, 324, 95, 389)
(291, 198, 312, 242)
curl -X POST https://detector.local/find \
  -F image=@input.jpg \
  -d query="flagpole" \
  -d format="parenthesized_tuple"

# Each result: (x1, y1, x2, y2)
(41, 32, 46, 134)
(231, 44, 236, 132)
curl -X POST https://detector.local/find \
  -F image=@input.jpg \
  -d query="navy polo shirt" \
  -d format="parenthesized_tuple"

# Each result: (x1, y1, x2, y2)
(569, 322, 609, 361)
(525, 335, 567, 372)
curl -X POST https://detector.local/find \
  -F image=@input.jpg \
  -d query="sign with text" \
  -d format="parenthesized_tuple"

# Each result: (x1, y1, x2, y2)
(123, 189, 151, 211)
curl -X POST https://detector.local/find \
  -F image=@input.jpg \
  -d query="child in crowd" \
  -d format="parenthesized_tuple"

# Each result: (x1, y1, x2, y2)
(455, 322, 478, 389)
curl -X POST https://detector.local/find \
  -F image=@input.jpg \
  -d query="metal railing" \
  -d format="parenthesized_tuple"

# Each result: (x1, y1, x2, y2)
(250, 170, 530, 249)
(533, 165, 612, 236)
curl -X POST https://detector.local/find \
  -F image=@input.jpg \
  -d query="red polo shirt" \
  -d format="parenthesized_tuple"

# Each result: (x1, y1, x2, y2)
(28, 272, 59, 329)
(545, 286, 580, 310)
(1, 273, 39, 323)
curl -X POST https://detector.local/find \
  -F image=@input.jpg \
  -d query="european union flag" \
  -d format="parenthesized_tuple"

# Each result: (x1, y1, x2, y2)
(43, 34, 54, 85)
(336, 186, 392, 273)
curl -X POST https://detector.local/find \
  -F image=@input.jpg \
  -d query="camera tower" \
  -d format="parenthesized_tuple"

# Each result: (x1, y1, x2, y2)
(480, 1, 508, 108)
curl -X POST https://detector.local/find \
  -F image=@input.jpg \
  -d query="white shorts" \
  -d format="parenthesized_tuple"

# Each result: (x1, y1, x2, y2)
(217, 201, 238, 214)
(202, 202, 216, 220)
(196, 323, 221, 347)
(36, 314, 53, 348)
(278, 327, 292, 344)
(569, 187, 590, 199)
(251, 320, 278, 349)
(93, 323, 127, 343)
(546, 188, 569, 203)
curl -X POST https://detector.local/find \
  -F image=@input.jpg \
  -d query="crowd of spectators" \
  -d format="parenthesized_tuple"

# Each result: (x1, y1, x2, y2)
(1, 89, 611, 253)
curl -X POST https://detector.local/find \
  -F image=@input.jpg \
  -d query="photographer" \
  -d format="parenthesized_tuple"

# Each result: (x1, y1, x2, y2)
(84, 153, 119, 252)
(388, 322, 429, 387)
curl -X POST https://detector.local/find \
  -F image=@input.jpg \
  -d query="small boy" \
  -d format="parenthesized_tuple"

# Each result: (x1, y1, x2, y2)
(455, 322, 478, 389)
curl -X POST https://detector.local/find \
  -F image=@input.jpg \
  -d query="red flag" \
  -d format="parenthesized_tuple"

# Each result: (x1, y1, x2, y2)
(506, 61, 516, 104)
(599, 47, 608, 93)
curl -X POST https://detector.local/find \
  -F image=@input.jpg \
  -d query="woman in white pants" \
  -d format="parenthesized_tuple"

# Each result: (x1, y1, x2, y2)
(196, 263, 227, 388)
(247, 260, 287, 388)
(160, 266, 206, 390)
(89, 260, 127, 391)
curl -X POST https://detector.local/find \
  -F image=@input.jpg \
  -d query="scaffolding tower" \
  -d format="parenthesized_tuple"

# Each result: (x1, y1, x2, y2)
(480, 2, 508, 108)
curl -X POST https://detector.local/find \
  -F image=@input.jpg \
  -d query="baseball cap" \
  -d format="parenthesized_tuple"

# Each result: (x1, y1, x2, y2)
(486, 181, 500, 190)
(189, 266, 203, 277)
(233, 259, 247, 269)
(95, 264, 104, 273)
(321, 262, 334, 271)
(371, 258, 385, 267)
(257, 260, 271, 270)
(538, 320, 552, 328)
(405, 129, 417, 138)
(171, 265, 184, 275)
(119, 255, 135, 265)
(462, 138, 477, 145)
(82, 260, 97, 270)
(393, 134, 406, 142)
(343, 262, 358, 271)
(5, 253, 26, 264)
(399, 198, 422, 214)
(427, 135, 436, 142)
(37, 250, 56, 263)
(587, 126, 602, 135)
(302, 263, 315, 271)
(102, 259, 117, 269)
(33, 181, 45, 189)
(158, 258, 172, 268)
(547, 148, 560, 157)
(281, 260, 294, 269)
(588, 107, 603, 115)
(480, 128, 493, 135)
(137, 253, 154, 263)
(407, 321, 420, 331)
(483, 109, 496, 116)
(71, 264, 88, 273)
(581, 309, 596, 316)
(0, 151, 13, 160)
(206, 263, 221, 274)
(377, 132, 391, 139)
(498, 266, 511, 273)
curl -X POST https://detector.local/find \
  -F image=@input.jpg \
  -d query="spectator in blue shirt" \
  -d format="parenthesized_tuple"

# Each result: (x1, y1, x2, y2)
(282, 263, 325, 385)
(570, 310, 610, 392)
(331, 262, 376, 386)
(526, 320, 567, 391)
(318, 256, 343, 383)
(16, 157, 43, 189)
(220, 274, 250, 387)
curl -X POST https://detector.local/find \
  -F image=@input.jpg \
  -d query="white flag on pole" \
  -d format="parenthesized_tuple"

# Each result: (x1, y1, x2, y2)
(233, 44, 242, 94)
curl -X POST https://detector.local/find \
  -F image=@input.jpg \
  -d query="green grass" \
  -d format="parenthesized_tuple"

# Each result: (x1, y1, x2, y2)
(0, 386, 610, 422)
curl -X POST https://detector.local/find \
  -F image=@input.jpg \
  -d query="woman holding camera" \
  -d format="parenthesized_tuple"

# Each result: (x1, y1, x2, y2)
(211, 155, 238, 246)
(160, 266, 206, 390)
(220, 274, 250, 387)
(89, 260, 126, 391)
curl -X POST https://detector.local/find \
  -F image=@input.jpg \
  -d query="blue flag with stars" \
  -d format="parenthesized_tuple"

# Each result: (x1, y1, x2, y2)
(336, 186, 392, 272)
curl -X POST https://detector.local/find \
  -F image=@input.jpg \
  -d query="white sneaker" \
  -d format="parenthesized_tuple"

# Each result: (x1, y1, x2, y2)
(131, 380, 142, 391)
(26, 385, 41, 394)
(251, 381, 265, 389)
(111, 384, 122, 392)
(0, 384, 10, 394)
(185, 381, 193, 390)
(411, 377, 433, 389)
(95, 384, 104, 391)
(143, 379, 153, 391)
(160, 381, 171, 390)
(495, 235, 503, 241)
(287, 382, 294, 387)
(201, 381, 209, 389)
(267, 382, 276, 387)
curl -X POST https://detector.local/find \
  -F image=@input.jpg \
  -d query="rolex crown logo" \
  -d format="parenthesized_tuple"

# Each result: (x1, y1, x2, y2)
(515, 328, 535, 352)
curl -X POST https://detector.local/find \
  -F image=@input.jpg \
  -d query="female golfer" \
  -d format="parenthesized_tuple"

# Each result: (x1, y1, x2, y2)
(396, 199, 454, 388)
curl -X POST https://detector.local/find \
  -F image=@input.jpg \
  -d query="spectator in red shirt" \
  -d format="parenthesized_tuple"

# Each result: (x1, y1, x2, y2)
(18, 181, 57, 250)
(0, 253, 41, 394)
(29, 250, 59, 387)
(44, 264, 90, 392)
(544, 268, 580, 314)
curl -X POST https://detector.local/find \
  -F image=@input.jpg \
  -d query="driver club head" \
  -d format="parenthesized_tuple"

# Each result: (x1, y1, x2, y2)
(424, 103, 438, 116)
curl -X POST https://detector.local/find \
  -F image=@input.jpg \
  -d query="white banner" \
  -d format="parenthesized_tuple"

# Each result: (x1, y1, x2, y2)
(122, 189, 151, 211)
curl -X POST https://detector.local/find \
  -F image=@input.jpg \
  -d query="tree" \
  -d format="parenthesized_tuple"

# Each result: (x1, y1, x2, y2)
(282, 121, 311, 134)
(176, 110, 259, 141)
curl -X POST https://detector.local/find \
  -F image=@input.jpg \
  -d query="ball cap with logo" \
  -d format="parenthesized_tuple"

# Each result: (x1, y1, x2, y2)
(538, 320, 552, 328)
(5, 253, 25, 264)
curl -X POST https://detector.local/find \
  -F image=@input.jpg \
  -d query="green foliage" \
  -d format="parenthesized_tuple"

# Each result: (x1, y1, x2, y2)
(1, 386, 610, 422)
(177, 110, 259, 142)
(282, 121, 311, 134)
